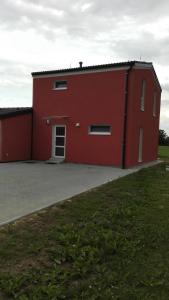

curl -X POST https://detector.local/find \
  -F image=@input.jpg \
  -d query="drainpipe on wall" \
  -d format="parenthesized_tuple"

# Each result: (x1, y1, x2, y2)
(30, 110, 34, 160)
(0, 121, 2, 161)
(122, 62, 135, 169)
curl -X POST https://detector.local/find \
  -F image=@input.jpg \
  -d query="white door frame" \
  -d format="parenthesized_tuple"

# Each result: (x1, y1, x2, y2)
(52, 125, 66, 159)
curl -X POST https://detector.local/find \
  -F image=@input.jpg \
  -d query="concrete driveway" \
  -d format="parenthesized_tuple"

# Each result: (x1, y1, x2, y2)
(0, 161, 157, 226)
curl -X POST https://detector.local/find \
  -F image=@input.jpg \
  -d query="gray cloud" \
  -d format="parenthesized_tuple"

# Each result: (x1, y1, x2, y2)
(110, 33, 169, 65)
(162, 83, 169, 92)
(161, 99, 169, 109)
(0, 58, 34, 86)
(0, 58, 32, 107)
(0, 0, 169, 133)
(0, 0, 169, 65)
(0, 0, 169, 38)
(160, 113, 169, 133)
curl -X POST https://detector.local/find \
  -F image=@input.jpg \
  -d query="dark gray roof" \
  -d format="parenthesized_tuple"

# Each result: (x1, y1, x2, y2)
(32, 60, 149, 76)
(0, 107, 32, 119)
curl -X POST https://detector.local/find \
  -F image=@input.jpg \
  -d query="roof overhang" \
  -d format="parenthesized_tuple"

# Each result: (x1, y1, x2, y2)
(43, 115, 70, 120)
(32, 66, 130, 79)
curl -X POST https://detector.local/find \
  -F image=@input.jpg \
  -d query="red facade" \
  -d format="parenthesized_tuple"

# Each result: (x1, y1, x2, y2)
(0, 112, 32, 162)
(125, 68, 161, 167)
(32, 61, 161, 168)
(0, 62, 161, 167)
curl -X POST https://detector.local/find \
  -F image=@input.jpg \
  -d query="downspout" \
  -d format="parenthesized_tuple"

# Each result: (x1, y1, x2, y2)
(0, 120, 2, 161)
(122, 62, 135, 169)
(30, 109, 34, 160)
(30, 78, 34, 160)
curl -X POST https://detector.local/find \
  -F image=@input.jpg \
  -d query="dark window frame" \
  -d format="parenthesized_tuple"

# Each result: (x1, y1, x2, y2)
(53, 80, 67, 90)
(88, 125, 111, 135)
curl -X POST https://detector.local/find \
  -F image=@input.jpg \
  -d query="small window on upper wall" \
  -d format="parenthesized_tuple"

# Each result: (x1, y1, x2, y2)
(53, 80, 67, 90)
(153, 92, 157, 117)
(140, 79, 146, 111)
(89, 125, 111, 135)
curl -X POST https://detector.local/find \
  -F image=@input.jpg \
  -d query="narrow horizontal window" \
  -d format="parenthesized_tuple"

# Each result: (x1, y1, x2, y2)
(89, 125, 111, 135)
(53, 80, 67, 90)
(140, 79, 146, 111)
(153, 92, 157, 117)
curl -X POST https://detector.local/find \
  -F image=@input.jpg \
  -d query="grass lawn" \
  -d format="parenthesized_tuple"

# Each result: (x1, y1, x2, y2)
(158, 146, 169, 162)
(0, 150, 169, 299)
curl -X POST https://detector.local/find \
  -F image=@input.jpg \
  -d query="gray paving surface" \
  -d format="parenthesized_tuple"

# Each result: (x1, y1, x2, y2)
(0, 161, 159, 226)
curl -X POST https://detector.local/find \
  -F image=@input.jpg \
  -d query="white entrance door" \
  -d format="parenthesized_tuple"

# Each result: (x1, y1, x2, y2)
(52, 125, 66, 159)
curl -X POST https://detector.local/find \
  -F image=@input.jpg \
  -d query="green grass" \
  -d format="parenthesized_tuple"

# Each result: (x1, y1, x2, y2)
(0, 150, 169, 299)
(158, 146, 169, 162)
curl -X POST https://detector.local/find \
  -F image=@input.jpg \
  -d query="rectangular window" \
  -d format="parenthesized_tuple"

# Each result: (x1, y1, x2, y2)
(140, 80, 146, 111)
(89, 125, 111, 135)
(138, 128, 143, 162)
(153, 92, 157, 117)
(53, 80, 67, 90)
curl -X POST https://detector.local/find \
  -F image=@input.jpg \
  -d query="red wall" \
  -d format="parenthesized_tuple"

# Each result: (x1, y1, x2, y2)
(32, 67, 161, 167)
(33, 70, 127, 166)
(0, 121, 2, 161)
(125, 69, 161, 167)
(0, 113, 32, 162)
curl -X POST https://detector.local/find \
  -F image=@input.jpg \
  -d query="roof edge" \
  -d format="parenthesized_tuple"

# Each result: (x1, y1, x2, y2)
(0, 107, 32, 119)
(31, 60, 161, 91)
(32, 61, 153, 77)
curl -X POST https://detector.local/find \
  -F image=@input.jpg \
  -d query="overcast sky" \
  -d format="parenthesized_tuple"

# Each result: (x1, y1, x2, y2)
(0, 0, 169, 133)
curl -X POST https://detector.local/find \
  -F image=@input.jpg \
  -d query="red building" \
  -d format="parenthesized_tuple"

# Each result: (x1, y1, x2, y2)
(0, 61, 161, 167)
(0, 108, 32, 162)
(31, 61, 161, 168)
